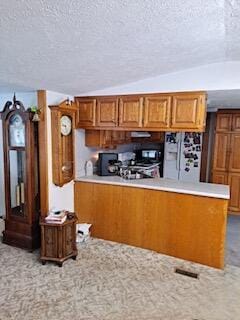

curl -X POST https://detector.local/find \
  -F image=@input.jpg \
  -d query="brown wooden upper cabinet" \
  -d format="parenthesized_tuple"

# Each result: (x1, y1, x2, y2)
(76, 98, 96, 127)
(143, 96, 171, 129)
(118, 96, 143, 128)
(171, 93, 206, 130)
(96, 97, 118, 127)
(216, 113, 232, 132)
(215, 113, 240, 132)
(76, 92, 206, 131)
(232, 114, 240, 132)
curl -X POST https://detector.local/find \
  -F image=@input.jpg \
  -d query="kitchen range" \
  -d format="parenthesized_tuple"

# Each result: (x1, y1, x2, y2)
(97, 147, 164, 180)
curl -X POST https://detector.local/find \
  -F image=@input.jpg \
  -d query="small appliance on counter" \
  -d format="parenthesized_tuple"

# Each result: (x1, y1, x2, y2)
(135, 146, 164, 177)
(97, 153, 119, 176)
(85, 160, 93, 176)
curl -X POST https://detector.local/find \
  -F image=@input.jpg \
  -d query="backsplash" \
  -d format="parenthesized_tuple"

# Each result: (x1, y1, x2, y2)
(75, 130, 137, 177)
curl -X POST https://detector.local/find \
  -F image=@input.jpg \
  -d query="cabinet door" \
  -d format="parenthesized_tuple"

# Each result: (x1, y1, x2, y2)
(96, 97, 118, 127)
(101, 130, 114, 148)
(111, 131, 126, 144)
(232, 114, 240, 132)
(212, 133, 230, 171)
(85, 130, 115, 148)
(64, 224, 74, 256)
(143, 96, 171, 128)
(229, 133, 240, 172)
(76, 98, 96, 127)
(228, 173, 240, 212)
(212, 171, 228, 185)
(119, 97, 143, 128)
(216, 113, 232, 132)
(171, 93, 206, 130)
(44, 226, 58, 258)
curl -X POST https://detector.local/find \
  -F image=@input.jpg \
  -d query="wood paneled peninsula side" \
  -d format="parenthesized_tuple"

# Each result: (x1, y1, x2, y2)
(74, 176, 229, 269)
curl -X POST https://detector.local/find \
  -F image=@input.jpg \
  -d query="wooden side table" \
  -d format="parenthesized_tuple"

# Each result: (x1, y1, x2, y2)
(40, 217, 78, 267)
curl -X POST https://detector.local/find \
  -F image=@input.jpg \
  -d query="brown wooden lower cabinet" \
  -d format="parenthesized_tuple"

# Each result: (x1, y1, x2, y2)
(228, 173, 240, 212)
(212, 171, 228, 185)
(40, 218, 78, 266)
(74, 181, 228, 269)
(212, 170, 240, 214)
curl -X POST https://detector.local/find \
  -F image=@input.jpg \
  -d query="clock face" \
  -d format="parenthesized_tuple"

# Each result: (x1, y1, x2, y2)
(9, 114, 25, 147)
(60, 115, 72, 136)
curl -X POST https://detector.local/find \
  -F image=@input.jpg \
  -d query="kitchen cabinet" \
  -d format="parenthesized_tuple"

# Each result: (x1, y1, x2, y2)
(171, 93, 206, 130)
(232, 114, 240, 132)
(216, 113, 232, 132)
(85, 130, 164, 148)
(215, 113, 240, 132)
(143, 96, 171, 129)
(111, 131, 131, 144)
(228, 173, 240, 212)
(85, 130, 115, 148)
(212, 111, 240, 214)
(212, 171, 228, 185)
(212, 133, 230, 172)
(85, 130, 131, 148)
(229, 133, 240, 172)
(76, 91, 206, 132)
(76, 98, 96, 127)
(74, 181, 228, 269)
(118, 96, 143, 128)
(96, 97, 118, 127)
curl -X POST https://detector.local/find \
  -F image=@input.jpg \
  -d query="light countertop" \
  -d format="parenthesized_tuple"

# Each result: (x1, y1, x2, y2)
(75, 175, 230, 200)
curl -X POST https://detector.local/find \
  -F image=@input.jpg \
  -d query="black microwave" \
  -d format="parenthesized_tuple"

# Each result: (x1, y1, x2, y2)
(135, 149, 162, 163)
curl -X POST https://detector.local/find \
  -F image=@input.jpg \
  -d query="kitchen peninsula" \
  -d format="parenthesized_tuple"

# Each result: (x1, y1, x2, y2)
(75, 176, 229, 269)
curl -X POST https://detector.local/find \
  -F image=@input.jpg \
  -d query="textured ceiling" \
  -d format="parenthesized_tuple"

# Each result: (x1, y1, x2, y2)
(0, 0, 239, 94)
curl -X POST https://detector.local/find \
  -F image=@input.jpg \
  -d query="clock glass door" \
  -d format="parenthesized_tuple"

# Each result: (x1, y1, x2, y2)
(9, 114, 25, 147)
(9, 150, 26, 217)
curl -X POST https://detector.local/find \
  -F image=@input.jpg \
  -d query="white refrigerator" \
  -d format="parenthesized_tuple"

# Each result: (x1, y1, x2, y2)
(163, 132, 202, 182)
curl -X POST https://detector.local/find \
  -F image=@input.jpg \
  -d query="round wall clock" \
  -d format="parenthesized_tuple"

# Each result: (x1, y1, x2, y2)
(60, 115, 72, 136)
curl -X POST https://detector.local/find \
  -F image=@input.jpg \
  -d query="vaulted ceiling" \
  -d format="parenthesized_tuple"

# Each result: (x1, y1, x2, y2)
(0, 0, 239, 94)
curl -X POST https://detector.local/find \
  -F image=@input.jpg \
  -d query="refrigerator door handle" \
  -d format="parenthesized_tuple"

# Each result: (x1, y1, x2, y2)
(176, 140, 181, 171)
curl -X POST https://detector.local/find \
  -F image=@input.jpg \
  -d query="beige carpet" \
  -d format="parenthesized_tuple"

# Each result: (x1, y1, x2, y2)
(0, 233, 240, 320)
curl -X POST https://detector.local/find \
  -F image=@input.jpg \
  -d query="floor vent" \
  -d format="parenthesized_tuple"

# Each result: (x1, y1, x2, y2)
(175, 268, 199, 279)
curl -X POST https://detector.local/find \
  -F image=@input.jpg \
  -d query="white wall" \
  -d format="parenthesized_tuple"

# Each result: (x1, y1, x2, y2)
(0, 92, 37, 217)
(46, 91, 76, 212)
(75, 132, 138, 177)
(75, 129, 97, 177)
(80, 61, 240, 96)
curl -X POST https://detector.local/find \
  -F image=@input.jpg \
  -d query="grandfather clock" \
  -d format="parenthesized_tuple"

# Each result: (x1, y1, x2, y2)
(0, 95, 40, 250)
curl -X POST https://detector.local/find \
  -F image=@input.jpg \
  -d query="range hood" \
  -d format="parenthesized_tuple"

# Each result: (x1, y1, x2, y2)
(130, 131, 151, 138)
